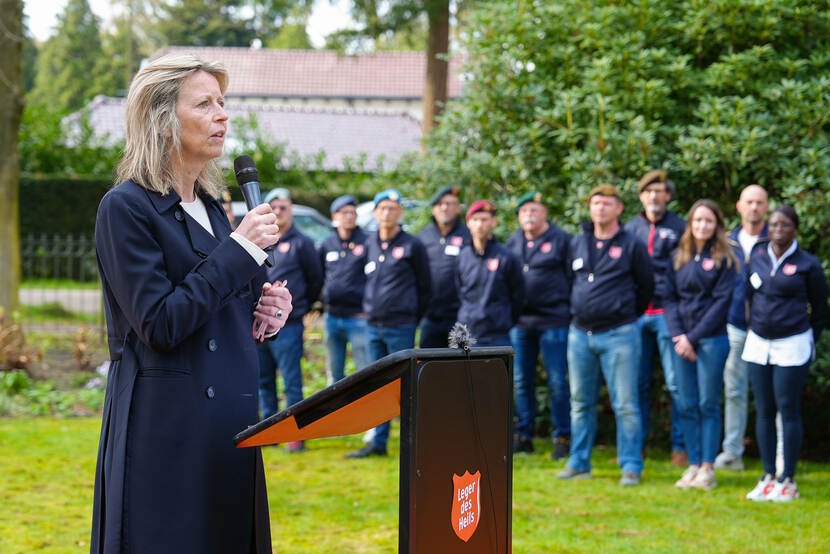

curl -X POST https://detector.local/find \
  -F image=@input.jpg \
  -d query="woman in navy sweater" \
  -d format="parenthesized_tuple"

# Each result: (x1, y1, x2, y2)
(664, 200, 737, 491)
(743, 206, 828, 502)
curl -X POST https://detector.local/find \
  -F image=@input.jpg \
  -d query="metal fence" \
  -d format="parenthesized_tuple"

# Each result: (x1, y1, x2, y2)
(20, 233, 104, 332)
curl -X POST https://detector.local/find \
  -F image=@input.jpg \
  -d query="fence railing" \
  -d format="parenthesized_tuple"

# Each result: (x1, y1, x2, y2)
(19, 233, 104, 332)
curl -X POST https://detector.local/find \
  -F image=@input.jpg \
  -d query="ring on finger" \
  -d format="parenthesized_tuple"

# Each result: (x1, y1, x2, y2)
(276, 311, 283, 318)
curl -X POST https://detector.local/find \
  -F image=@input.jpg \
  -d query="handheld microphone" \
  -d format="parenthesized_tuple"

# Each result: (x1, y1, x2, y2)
(234, 155, 274, 267)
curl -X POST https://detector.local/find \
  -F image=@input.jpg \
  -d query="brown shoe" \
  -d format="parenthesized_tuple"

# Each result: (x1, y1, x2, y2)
(671, 449, 688, 467)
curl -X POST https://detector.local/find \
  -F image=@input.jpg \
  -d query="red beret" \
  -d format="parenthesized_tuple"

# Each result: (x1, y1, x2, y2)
(466, 199, 495, 220)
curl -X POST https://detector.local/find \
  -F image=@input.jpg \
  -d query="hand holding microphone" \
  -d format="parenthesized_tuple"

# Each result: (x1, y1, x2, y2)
(234, 155, 277, 267)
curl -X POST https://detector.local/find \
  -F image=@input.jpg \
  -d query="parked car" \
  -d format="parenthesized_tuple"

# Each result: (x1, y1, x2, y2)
(231, 201, 333, 247)
(356, 198, 427, 232)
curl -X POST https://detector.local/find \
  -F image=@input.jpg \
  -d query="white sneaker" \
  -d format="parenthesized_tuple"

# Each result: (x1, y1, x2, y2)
(768, 478, 799, 502)
(746, 474, 777, 501)
(713, 451, 744, 471)
(689, 467, 717, 491)
(675, 465, 699, 489)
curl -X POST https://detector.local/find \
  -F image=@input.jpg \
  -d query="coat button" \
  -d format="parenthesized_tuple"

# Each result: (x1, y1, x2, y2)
(205, 386, 215, 399)
(174, 210, 184, 221)
(207, 339, 217, 351)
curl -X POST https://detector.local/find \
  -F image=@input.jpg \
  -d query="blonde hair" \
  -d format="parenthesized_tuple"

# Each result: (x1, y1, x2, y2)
(116, 53, 229, 198)
(674, 199, 738, 271)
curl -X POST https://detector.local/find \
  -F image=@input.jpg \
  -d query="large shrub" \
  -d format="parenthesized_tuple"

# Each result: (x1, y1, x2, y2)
(382, 0, 830, 453)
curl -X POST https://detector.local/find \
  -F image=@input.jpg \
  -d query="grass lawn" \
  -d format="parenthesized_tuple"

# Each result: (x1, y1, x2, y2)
(1, 417, 829, 553)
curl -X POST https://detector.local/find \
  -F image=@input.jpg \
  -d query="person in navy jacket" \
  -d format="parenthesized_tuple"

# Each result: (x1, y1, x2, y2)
(742, 206, 828, 502)
(456, 199, 525, 346)
(346, 189, 432, 458)
(558, 184, 653, 486)
(664, 200, 738, 491)
(319, 195, 370, 384)
(624, 169, 687, 465)
(257, 187, 323, 452)
(507, 191, 572, 458)
(417, 185, 471, 347)
(715, 184, 769, 471)
(91, 54, 292, 554)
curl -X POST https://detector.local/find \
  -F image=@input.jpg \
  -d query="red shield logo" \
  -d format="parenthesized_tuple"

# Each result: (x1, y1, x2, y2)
(487, 258, 499, 272)
(352, 244, 364, 256)
(392, 246, 405, 259)
(278, 242, 291, 253)
(702, 258, 715, 271)
(451, 236, 463, 247)
(541, 242, 552, 253)
(451, 471, 481, 542)
(783, 263, 797, 275)
(609, 246, 622, 259)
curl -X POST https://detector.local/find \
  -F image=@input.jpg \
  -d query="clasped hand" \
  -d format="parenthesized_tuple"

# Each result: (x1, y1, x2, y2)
(253, 281, 293, 341)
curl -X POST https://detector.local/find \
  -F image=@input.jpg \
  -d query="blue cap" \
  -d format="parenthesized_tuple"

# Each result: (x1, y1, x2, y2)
(373, 188, 402, 209)
(429, 185, 460, 206)
(264, 187, 291, 203)
(330, 194, 357, 214)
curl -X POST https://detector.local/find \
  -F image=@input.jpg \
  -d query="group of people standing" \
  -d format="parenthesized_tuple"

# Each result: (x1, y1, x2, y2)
(258, 170, 827, 503)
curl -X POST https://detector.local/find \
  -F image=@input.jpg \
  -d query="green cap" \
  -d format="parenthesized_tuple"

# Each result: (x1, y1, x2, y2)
(515, 191, 545, 214)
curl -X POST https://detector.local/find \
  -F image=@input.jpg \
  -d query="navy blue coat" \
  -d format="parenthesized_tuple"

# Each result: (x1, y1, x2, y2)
(569, 222, 654, 333)
(363, 229, 432, 326)
(266, 224, 323, 324)
(746, 241, 828, 340)
(91, 180, 271, 554)
(417, 218, 471, 322)
(663, 244, 736, 345)
(624, 211, 685, 309)
(726, 224, 768, 330)
(507, 222, 572, 329)
(456, 238, 525, 342)
(319, 227, 369, 317)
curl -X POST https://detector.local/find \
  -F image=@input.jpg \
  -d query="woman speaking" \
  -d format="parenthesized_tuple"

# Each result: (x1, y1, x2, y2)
(90, 54, 291, 553)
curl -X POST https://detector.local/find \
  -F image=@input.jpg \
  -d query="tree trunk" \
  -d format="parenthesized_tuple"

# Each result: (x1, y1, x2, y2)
(0, 1, 24, 311)
(422, 0, 450, 137)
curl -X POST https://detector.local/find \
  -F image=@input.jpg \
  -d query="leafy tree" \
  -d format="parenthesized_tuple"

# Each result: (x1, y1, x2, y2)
(0, 0, 24, 311)
(151, 0, 257, 47)
(29, 0, 103, 112)
(21, 18, 37, 93)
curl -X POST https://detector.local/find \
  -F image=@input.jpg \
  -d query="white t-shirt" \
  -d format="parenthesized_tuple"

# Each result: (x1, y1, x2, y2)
(737, 227, 760, 259)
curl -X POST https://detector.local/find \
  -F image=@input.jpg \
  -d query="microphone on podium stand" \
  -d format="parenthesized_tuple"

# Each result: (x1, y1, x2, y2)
(234, 155, 275, 268)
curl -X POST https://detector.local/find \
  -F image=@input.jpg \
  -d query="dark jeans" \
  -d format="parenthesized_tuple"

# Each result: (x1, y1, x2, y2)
(509, 326, 570, 440)
(419, 317, 456, 348)
(748, 361, 810, 479)
(367, 323, 416, 451)
(257, 322, 304, 420)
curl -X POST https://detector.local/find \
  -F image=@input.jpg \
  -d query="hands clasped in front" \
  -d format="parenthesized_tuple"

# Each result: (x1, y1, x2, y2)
(253, 281, 294, 341)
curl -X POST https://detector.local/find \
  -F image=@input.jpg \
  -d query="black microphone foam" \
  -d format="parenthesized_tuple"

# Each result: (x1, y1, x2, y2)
(233, 154, 274, 267)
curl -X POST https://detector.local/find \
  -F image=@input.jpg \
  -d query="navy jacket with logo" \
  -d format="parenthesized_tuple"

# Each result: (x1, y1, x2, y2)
(363, 229, 432, 326)
(568, 222, 654, 333)
(417, 218, 472, 322)
(319, 227, 369, 318)
(266, 224, 323, 324)
(456, 237, 525, 342)
(663, 244, 736, 345)
(746, 242, 828, 340)
(506, 222, 572, 329)
(726, 224, 768, 330)
(624, 210, 685, 310)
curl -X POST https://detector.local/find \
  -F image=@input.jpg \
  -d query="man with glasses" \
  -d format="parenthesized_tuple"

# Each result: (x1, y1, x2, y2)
(624, 170, 687, 466)
(417, 186, 471, 347)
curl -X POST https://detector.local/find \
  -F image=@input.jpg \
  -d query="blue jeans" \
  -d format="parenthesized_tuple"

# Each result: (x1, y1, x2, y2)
(419, 317, 455, 348)
(748, 361, 810, 479)
(722, 324, 749, 457)
(257, 322, 304, 420)
(674, 335, 729, 466)
(325, 314, 370, 384)
(366, 323, 416, 451)
(566, 323, 643, 475)
(510, 326, 570, 440)
(637, 313, 684, 452)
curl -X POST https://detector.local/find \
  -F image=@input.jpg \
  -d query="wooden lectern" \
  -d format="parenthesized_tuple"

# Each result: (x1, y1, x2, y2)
(234, 347, 513, 553)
